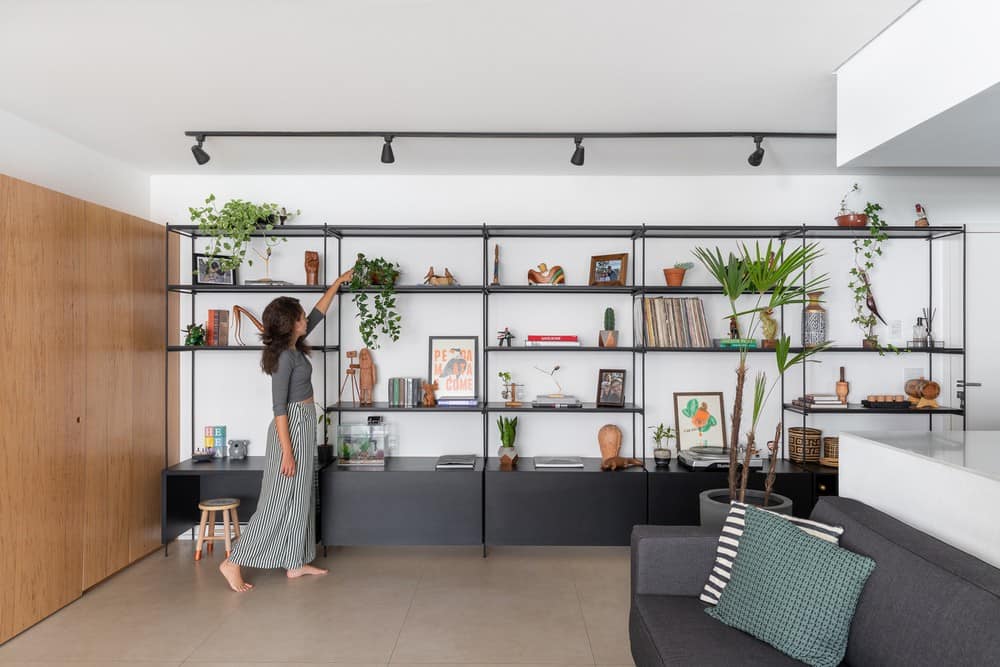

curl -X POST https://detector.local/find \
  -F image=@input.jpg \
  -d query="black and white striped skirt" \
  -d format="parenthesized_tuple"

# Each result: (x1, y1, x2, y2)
(229, 401, 317, 570)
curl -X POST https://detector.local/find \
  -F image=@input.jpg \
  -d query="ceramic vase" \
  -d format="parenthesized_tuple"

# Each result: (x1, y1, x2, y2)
(803, 291, 827, 348)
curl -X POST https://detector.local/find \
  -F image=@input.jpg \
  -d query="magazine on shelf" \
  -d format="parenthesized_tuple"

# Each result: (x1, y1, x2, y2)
(435, 454, 477, 469)
(534, 456, 584, 468)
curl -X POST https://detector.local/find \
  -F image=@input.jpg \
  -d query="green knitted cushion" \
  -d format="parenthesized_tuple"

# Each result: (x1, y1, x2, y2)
(705, 505, 876, 667)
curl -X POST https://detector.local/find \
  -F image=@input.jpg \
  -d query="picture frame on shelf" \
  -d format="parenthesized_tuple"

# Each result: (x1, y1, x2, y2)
(588, 252, 629, 287)
(428, 336, 479, 400)
(194, 253, 237, 285)
(673, 391, 727, 451)
(596, 368, 627, 407)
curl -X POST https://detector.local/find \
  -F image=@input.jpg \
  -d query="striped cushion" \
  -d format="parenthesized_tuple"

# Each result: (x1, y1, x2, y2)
(700, 501, 844, 606)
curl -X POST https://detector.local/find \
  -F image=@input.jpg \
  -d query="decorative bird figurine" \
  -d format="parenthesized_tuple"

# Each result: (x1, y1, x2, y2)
(858, 270, 887, 325)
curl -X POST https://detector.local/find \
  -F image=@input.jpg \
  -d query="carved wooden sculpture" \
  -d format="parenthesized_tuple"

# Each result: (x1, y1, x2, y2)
(423, 267, 459, 286)
(421, 380, 438, 407)
(527, 263, 565, 285)
(231, 306, 264, 346)
(304, 251, 319, 285)
(358, 348, 376, 406)
(598, 423, 643, 471)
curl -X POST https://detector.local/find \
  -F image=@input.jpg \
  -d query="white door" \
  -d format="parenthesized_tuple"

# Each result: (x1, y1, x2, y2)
(964, 227, 1000, 429)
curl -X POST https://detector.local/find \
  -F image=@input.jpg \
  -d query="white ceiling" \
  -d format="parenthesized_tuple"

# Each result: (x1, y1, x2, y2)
(0, 0, 916, 174)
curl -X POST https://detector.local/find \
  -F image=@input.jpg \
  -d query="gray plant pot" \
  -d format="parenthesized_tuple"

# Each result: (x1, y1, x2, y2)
(699, 488, 793, 530)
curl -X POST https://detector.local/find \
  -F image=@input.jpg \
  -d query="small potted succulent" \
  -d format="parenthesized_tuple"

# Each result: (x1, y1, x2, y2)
(599, 307, 619, 348)
(496, 416, 519, 470)
(835, 182, 869, 228)
(663, 261, 694, 286)
(649, 423, 676, 467)
(183, 323, 206, 346)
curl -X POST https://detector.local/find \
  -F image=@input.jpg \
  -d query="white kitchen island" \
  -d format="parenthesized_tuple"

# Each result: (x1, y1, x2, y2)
(840, 431, 1000, 567)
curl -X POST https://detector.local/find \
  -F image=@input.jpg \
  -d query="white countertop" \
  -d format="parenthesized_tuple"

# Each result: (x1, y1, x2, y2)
(845, 431, 1000, 483)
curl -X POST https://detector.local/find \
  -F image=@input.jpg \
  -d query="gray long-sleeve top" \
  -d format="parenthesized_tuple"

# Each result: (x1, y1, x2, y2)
(271, 307, 324, 417)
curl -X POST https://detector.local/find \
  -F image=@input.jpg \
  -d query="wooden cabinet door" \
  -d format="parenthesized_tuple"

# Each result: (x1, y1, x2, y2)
(0, 176, 86, 643)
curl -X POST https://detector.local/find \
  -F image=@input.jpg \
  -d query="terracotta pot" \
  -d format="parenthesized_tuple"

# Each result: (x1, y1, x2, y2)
(663, 268, 687, 286)
(835, 213, 869, 228)
(761, 339, 777, 349)
(599, 330, 619, 348)
(862, 337, 878, 350)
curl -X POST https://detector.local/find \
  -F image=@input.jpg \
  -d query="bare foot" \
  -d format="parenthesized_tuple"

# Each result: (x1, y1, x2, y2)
(287, 563, 328, 579)
(219, 559, 253, 592)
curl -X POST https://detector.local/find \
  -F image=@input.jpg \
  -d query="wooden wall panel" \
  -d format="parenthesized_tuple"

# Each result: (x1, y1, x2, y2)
(167, 232, 180, 467)
(82, 203, 134, 590)
(0, 175, 86, 643)
(129, 217, 166, 560)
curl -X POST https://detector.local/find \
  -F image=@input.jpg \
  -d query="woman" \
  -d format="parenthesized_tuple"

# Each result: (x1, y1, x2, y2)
(220, 268, 353, 592)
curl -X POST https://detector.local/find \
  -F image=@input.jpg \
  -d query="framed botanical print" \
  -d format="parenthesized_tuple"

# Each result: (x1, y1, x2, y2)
(673, 391, 727, 451)
(194, 253, 237, 285)
(589, 253, 629, 287)
(428, 336, 479, 400)
(596, 368, 627, 407)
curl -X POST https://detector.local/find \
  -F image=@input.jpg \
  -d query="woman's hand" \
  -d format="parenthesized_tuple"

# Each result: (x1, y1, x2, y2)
(280, 450, 296, 477)
(336, 268, 354, 286)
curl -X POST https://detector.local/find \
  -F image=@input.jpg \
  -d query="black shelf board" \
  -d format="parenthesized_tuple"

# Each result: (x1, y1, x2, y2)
(168, 283, 327, 293)
(801, 225, 964, 240)
(642, 346, 772, 353)
(789, 346, 964, 355)
(644, 458, 809, 474)
(330, 225, 485, 238)
(327, 402, 484, 413)
(486, 402, 643, 413)
(167, 224, 330, 238)
(329, 456, 485, 472)
(486, 345, 639, 353)
(340, 284, 484, 294)
(487, 285, 638, 294)
(783, 403, 964, 416)
(640, 285, 775, 295)
(642, 225, 800, 239)
(485, 456, 645, 472)
(486, 225, 642, 239)
(168, 344, 338, 352)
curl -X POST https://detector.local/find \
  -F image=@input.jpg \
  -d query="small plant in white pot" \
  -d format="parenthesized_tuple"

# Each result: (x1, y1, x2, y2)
(649, 424, 676, 467)
(496, 416, 519, 470)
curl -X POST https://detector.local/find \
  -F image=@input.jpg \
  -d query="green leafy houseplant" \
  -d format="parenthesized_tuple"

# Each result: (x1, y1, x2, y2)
(497, 416, 518, 448)
(183, 323, 206, 346)
(188, 194, 297, 273)
(349, 253, 402, 349)
(848, 202, 888, 347)
(649, 423, 676, 449)
(693, 240, 830, 503)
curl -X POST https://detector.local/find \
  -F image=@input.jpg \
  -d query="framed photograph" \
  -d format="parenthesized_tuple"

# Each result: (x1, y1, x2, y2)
(194, 253, 237, 285)
(589, 253, 629, 287)
(428, 336, 479, 399)
(596, 368, 627, 407)
(673, 392, 727, 451)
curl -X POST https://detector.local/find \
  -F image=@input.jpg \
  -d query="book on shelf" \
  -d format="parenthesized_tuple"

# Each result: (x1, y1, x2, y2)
(531, 395, 582, 408)
(205, 309, 229, 346)
(435, 454, 477, 469)
(436, 397, 479, 406)
(526, 335, 578, 342)
(642, 297, 711, 348)
(791, 398, 843, 410)
(524, 341, 582, 347)
(534, 456, 584, 468)
(387, 377, 425, 407)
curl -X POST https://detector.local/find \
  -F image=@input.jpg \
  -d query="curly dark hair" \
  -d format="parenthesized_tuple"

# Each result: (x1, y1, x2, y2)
(260, 296, 310, 375)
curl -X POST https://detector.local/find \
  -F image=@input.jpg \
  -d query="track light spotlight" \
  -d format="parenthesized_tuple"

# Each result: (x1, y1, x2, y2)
(190, 135, 210, 165)
(381, 136, 395, 164)
(747, 135, 764, 167)
(570, 137, 585, 166)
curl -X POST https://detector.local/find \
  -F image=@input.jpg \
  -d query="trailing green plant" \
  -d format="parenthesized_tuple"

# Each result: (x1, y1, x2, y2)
(188, 194, 298, 273)
(349, 253, 402, 349)
(848, 201, 888, 344)
(603, 307, 616, 331)
(693, 240, 830, 503)
(649, 423, 676, 449)
(497, 416, 518, 448)
(838, 182, 860, 215)
(674, 261, 694, 270)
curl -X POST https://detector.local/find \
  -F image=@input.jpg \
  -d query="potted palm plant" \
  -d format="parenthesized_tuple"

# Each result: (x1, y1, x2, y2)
(692, 241, 830, 528)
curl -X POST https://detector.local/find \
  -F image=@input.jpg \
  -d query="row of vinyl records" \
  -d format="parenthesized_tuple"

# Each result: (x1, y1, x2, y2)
(638, 297, 713, 348)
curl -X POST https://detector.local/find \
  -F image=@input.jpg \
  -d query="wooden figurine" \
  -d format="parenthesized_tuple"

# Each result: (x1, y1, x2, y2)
(339, 351, 361, 404)
(304, 251, 319, 285)
(905, 377, 941, 409)
(423, 267, 459, 286)
(761, 308, 778, 348)
(496, 327, 514, 347)
(232, 305, 264, 346)
(528, 263, 565, 285)
(729, 316, 740, 340)
(421, 380, 438, 407)
(598, 423, 643, 471)
(491, 244, 500, 285)
(914, 203, 929, 228)
(358, 348, 376, 406)
(836, 366, 850, 404)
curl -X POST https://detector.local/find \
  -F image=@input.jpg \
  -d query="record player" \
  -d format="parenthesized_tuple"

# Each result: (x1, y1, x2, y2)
(678, 446, 765, 470)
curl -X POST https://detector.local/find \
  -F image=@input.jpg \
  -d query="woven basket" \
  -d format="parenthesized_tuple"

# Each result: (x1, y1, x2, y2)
(823, 436, 840, 460)
(788, 426, 822, 463)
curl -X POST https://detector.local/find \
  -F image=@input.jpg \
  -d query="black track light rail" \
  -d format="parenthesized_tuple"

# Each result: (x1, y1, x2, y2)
(184, 130, 835, 140)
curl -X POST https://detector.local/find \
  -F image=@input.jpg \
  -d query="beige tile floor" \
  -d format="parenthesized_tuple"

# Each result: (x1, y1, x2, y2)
(0, 541, 635, 666)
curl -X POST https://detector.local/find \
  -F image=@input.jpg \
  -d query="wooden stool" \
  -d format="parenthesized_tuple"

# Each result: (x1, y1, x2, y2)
(194, 498, 240, 561)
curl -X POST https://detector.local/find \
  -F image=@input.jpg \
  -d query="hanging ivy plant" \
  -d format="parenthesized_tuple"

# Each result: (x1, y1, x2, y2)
(188, 194, 298, 272)
(848, 201, 888, 345)
(349, 253, 402, 349)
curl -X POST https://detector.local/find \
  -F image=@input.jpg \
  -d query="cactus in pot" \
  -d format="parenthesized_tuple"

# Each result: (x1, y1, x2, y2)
(599, 307, 619, 348)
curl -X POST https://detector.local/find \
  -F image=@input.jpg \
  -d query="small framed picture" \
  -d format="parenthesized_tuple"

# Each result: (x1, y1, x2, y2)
(194, 253, 237, 285)
(428, 336, 479, 400)
(589, 253, 629, 287)
(673, 392, 727, 451)
(596, 368, 627, 407)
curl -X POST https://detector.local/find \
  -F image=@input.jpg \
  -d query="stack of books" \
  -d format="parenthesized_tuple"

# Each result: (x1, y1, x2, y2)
(525, 334, 580, 347)
(387, 377, 425, 407)
(436, 396, 479, 407)
(641, 298, 711, 348)
(791, 394, 845, 410)
(206, 309, 230, 346)
(435, 454, 476, 469)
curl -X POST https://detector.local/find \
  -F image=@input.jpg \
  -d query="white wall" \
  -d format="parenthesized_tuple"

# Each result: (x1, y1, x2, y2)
(150, 173, 1000, 459)
(0, 108, 150, 218)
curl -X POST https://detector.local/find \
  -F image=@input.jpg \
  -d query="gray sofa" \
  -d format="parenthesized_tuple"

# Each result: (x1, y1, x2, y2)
(629, 496, 1000, 666)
